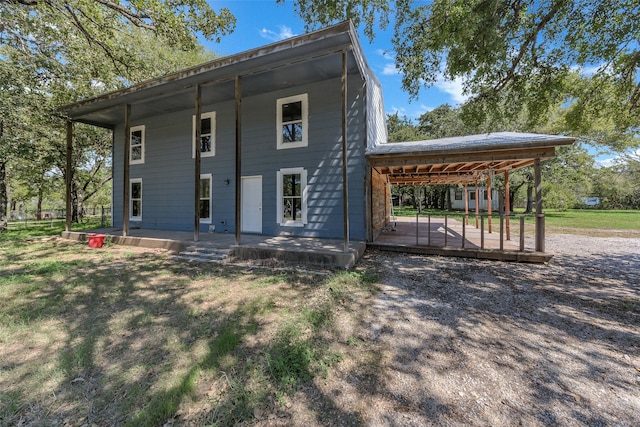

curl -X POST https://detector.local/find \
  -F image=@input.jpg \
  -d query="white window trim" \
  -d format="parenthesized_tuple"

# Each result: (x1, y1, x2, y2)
(276, 167, 307, 227)
(129, 125, 145, 165)
(192, 111, 216, 158)
(276, 94, 308, 150)
(129, 178, 142, 221)
(199, 173, 212, 224)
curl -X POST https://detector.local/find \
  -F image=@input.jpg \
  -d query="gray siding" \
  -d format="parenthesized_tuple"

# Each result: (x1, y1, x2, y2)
(113, 75, 367, 240)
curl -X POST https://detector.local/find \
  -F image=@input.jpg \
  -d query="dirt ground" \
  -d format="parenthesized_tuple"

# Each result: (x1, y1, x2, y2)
(296, 234, 640, 426)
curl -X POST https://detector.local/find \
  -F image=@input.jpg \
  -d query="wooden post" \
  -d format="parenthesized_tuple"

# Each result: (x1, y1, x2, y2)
(194, 84, 202, 242)
(65, 121, 73, 232)
(444, 214, 448, 247)
(519, 215, 525, 251)
(480, 215, 485, 249)
(505, 169, 511, 240)
(499, 214, 504, 251)
(462, 216, 466, 248)
(534, 158, 544, 252)
(475, 182, 479, 228)
(487, 172, 492, 233)
(341, 50, 350, 253)
(415, 212, 419, 246)
(464, 183, 469, 225)
(235, 76, 242, 246)
(123, 104, 131, 237)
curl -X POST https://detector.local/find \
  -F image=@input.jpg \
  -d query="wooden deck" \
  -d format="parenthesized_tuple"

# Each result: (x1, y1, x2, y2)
(370, 216, 552, 263)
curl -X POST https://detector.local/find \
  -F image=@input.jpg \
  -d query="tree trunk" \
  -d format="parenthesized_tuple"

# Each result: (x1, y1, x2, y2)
(37, 187, 43, 220)
(0, 160, 7, 232)
(525, 182, 534, 214)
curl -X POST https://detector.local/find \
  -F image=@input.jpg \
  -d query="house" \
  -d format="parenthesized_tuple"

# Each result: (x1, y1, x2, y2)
(61, 21, 384, 249)
(60, 21, 574, 264)
(450, 186, 499, 211)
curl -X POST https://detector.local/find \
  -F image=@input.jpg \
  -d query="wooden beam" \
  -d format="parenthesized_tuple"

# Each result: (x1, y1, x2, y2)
(368, 146, 557, 167)
(464, 183, 469, 226)
(123, 104, 131, 237)
(341, 50, 350, 253)
(487, 172, 492, 233)
(534, 158, 544, 252)
(505, 169, 511, 240)
(475, 182, 479, 228)
(194, 84, 201, 242)
(235, 75, 242, 245)
(65, 121, 73, 232)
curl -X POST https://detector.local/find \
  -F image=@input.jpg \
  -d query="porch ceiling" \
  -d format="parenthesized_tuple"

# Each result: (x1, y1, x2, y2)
(59, 21, 366, 128)
(367, 132, 575, 185)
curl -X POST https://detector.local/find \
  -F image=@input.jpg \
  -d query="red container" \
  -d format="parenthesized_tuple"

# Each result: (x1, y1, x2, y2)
(88, 233, 106, 248)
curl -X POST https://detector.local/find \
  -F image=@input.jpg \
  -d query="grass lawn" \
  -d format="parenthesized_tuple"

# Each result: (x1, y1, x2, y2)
(0, 228, 377, 426)
(391, 208, 640, 237)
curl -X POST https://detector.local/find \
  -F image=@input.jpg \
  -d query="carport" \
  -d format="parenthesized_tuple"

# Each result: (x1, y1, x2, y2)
(365, 132, 575, 261)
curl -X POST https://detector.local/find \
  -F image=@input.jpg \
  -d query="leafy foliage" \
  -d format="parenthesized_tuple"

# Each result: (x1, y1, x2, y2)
(290, 0, 640, 149)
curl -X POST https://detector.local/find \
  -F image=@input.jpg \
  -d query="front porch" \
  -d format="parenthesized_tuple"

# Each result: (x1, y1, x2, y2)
(369, 215, 551, 263)
(62, 228, 366, 268)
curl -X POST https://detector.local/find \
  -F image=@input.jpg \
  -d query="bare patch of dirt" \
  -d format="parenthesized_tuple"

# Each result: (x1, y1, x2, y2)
(306, 234, 640, 426)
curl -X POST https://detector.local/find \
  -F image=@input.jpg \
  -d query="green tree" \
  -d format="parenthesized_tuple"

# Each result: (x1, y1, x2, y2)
(288, 0, 640, 149)
(387, 112, 426, 142)
(1, 1, 227, 225)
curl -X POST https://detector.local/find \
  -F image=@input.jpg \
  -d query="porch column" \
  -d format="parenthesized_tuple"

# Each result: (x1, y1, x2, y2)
(464, 184, 469, 225)
(505, 169, 511, 240)
(65, 120, 73, 232)
(534, 158, 544, 252)
(487, 172, 492, 233)
(474, 181, 479, 228)
(341, 50, 350, 253)
(194, 84, 202, 242)
(235, 75, 242, 245)
(122, 104, 131, 237)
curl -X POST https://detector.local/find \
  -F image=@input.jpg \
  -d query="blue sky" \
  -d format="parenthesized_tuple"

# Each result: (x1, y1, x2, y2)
(205, 1, 634, 165)
(207, 0, 463, 120)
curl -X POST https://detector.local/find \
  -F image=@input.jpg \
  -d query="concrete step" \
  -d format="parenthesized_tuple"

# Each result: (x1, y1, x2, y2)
(183, 246, 232, 255)
(174, 245, 232, 263)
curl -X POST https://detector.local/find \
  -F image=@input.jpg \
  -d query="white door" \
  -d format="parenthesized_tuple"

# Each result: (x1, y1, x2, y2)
(241, 176, 262, 233)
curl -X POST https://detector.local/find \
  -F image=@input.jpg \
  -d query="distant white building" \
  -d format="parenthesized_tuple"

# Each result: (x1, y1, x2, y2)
(450, 187, 499, 211)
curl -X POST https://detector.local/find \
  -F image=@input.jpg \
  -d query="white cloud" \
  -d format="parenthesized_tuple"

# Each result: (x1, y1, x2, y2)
(434, 76, 469, 104)
(595, 149, 640, 168)
(259, 25, 296, 41)
(382, 63, 399, 76)
(376, 49, 395, 61)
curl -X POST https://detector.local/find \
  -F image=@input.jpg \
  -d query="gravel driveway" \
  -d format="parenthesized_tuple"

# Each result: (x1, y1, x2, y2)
(342, 234, 640, 426)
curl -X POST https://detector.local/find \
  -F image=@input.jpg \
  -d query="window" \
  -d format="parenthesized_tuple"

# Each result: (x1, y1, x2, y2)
(469, 191, 476, 200)
(130, 125, 145, 164)
(192, 111, 216, 158)
(454, 189, 463, 200)
(199, 174, 212, 223)
(277, 167, 307, 226)
(130, 178, 142, 221)
(277, 94, 308, 149)
(484, 190, 489, 200)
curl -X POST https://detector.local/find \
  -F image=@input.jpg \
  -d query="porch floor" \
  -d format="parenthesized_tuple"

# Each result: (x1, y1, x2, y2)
(370, 216, 552, 263)
(61, 228, 366, 268)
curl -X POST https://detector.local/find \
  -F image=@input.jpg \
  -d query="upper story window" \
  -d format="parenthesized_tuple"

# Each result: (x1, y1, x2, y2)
(130, 125, 145, 164)
(277, 94, 308, 149)
(192, 111, 216, 158)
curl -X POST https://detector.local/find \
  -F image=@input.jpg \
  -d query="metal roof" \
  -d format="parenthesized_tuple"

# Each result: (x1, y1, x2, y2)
(367, 132, 575, 185)
(367, 132, 575, 157)
(59, 21, 372, 128)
